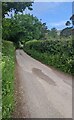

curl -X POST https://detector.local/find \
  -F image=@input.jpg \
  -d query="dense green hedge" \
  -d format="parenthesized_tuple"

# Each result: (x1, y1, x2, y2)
(2, 40, 15, 118)
(24, 39, 73, 74)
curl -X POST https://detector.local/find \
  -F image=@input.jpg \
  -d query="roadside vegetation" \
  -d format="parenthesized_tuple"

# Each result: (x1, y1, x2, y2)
(2, 2, 74, 118)
(2, 2, 33, 118)
(24, 38, 73, 74)
(2, 4, 74, 76)
(2, 40, 15, 118)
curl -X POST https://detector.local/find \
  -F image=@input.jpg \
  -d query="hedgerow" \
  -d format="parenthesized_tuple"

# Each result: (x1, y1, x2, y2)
(24, 39, 73, 74)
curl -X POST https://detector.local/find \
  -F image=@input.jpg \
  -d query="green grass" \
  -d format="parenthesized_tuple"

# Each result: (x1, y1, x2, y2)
(2, 40, 15, 118)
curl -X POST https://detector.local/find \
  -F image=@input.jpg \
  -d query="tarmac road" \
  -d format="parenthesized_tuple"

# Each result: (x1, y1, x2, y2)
(13, 49, 72, 118)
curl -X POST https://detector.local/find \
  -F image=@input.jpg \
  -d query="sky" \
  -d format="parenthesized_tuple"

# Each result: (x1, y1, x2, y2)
(6, 1, 73, 30)
(25, 2, 72, 30)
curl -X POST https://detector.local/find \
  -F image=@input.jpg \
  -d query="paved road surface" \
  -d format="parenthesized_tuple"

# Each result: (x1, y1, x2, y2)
(13, 49, 72, 118)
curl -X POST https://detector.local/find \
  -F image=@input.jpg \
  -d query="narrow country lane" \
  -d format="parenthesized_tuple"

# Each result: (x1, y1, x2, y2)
(13, 49, 72, 118)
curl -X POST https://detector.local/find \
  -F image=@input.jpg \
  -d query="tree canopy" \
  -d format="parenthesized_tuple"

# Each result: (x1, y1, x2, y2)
(48, 27, 57, 38)
(2, 14, 48, 45)
(2, 2, 33, 18)
(60, 27, 72, 38)
(65, 21, 71, 26)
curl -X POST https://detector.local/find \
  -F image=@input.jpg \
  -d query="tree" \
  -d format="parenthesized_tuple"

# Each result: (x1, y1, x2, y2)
(49, 27, 57, 38)
(60, 27, 72, 38)
(70, 14, 74, 55)
(2, 14, 48, 45)
(65, 13, 74, 29)
(2, 2, 33, 18)
(65, 14, 74, 38)
(70, 14, 74, 28)
(65, 21, 71, 27)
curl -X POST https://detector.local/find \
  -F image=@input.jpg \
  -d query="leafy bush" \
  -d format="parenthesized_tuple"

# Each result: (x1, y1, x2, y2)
(2, 40, 15, 118)
(24, 39, 73, 74)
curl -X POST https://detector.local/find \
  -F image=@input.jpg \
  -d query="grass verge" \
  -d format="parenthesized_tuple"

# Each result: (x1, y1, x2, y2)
(2, 40, 15, 118)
